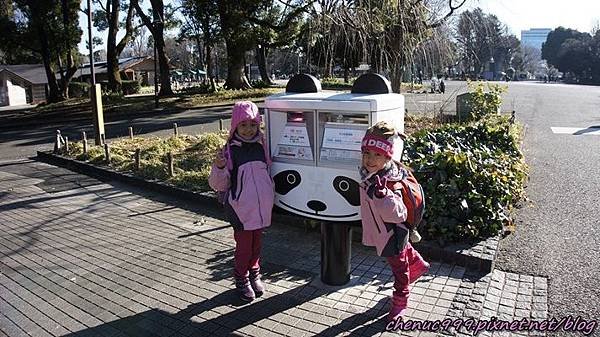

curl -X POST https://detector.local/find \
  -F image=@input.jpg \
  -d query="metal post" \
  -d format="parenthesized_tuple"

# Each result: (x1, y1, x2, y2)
(321, 222, 352, 286)
(154, 38, 159, 108)
(87, 0, 95, 86)
(128, 126, 134, 140)
(152, 8, 159, 109)
(173, 123, 178, 137)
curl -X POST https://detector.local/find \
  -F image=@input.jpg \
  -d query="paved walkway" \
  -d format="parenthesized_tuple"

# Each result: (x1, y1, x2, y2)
(1, 160, 550, 337)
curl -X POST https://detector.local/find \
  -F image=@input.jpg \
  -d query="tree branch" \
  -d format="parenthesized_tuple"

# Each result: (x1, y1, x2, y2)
(427, 0, 467, 29)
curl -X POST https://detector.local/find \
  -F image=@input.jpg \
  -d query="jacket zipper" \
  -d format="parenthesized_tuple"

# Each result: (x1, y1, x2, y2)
(367, 201, 382, 234)
(236, 170, 245, 201)
(251, 164, 264, 224)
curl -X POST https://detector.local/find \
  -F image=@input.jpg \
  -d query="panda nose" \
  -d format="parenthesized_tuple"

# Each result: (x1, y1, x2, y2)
(307, 200, 327, 212)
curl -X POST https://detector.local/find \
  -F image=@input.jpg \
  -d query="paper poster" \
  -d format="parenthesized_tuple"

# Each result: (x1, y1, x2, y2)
(321, 127, 366, 151)
(276, 145, 313, 160)
(278, 124, 311, 147)
(320, 148, 361, 162)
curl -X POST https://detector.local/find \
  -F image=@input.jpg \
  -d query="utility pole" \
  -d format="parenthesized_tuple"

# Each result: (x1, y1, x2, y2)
(88, 0, 105, 145)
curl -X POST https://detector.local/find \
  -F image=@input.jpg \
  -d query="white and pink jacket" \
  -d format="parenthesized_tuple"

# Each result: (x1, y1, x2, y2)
(208, 101, 274, 231)
(359, 163, 409, 257)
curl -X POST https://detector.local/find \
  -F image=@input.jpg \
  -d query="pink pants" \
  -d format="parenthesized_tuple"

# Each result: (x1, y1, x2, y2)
(233, 229, 263, 278)
(385, 242, 426, 304)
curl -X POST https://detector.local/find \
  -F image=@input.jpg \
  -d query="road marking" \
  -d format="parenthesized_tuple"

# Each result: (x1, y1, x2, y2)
(551, 127, 600, 135)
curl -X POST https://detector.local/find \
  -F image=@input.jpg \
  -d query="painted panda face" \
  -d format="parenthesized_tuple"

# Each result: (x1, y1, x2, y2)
(271, 164, 361, 221)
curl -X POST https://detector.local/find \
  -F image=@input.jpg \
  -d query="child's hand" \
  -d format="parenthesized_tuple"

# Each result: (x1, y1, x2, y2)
(374, 175, 388, 198)
(214, 148, 227, 169)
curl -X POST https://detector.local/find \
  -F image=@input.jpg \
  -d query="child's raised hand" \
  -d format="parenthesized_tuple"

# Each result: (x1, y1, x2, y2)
(214, 148, 227, 169)
(374, 175, 388, 198)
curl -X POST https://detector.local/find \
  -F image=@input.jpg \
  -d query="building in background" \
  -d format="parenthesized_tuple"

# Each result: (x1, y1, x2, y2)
(0, 65, 49, 106)
(521, 28, 552, 51)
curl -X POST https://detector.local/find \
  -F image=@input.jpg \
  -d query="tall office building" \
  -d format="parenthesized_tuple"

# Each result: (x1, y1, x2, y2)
(521, 28, 552, 51)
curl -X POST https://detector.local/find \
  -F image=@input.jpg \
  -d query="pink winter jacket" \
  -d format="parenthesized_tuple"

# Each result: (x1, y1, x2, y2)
(359, 163, 408, 256)
(208, 138, 274, 231)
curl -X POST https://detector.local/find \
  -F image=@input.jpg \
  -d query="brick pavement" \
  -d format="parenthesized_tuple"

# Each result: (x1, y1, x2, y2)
(1, 160, 549, 337)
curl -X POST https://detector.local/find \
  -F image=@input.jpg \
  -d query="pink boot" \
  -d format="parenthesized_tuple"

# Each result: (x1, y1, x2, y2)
(249, 269, 265, 297)
(409, 258, 430, 284)
(235, 277, 255, 302)
(406, 244, 429, 284)
(388, 296, 408, 322)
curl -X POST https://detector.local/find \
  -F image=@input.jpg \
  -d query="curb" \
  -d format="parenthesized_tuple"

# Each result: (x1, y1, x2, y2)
(36, 150, 497, 273)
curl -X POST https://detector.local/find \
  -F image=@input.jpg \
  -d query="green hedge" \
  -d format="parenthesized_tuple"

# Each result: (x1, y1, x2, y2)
(404, 115, 527, 243)
(68, 82, 90, 98)
(122, 80, 141, 95)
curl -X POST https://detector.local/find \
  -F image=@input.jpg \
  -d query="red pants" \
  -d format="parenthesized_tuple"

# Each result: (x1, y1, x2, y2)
(386, 242, 425, 304)
(233, 229, 263, 278)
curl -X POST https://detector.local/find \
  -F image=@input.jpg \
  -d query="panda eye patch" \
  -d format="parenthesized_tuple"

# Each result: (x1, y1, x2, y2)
(333, 176, 360, 206)
(273, 170, 301, 195)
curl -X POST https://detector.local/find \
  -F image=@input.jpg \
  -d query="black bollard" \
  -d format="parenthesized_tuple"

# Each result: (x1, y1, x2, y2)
(320, 222, 352, 286)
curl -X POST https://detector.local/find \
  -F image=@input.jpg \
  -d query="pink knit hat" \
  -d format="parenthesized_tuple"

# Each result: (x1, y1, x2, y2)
(223, 101, 271, 170)
(229, 101, 262, 139)
(361, 134, 394, 158)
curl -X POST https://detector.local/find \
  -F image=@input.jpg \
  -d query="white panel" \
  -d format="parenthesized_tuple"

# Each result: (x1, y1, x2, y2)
(271, 163, 361, 221)
(6, 78, 27, 106)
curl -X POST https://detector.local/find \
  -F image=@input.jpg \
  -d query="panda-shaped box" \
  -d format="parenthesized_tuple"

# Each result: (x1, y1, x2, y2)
(265, 74, 405, 223)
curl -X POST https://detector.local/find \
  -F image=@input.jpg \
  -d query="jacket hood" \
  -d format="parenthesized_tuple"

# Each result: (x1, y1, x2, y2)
(229, 101, 262, 140)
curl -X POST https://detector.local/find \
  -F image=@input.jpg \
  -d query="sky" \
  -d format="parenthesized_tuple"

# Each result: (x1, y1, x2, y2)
(78, 0, 600, 55)
(465, 0, 600, 37)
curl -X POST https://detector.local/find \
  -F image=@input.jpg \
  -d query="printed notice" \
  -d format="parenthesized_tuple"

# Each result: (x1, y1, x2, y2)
(320, 148, 361, 162)
(276, 145, 313, 160)
(278, 124, 311, 147)
(322, 127, 365, 151)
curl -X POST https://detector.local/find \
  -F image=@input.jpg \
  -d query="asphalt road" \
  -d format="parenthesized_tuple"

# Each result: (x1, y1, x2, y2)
(493, 82, 600, 334)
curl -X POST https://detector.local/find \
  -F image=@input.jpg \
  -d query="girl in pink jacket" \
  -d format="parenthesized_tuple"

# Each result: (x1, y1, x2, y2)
(208, 101, 274, 302)
(359, 121, 429, 322)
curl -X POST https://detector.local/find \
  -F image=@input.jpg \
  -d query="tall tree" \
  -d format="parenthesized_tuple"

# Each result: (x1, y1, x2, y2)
(181, 0, 220, 91)
(456, 8, 506, 76)
(1, 0, 82, 102)
(333, 0, 467, 92)
(94, 0, 137, 93)
(541, 27, 584, 67)
(252, 1, 304, 84)
(132, 0, 174, 96)
(217, 0, 268, 89)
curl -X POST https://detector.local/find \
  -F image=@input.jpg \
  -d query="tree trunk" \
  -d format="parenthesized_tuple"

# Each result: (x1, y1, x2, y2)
(256, 45, 274, 85)
(38, 25, 62, 103)
(155, 32, 173, 96)
(106, 0, 122, 93)
(390, 63, 403, 93)
(205, 43, 216, 92)
(224, 40, 251, 89)
(132, 0, 173, 96)
(343, 56, 349, 83)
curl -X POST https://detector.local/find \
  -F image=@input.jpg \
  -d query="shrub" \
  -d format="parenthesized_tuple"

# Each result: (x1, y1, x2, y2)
(404, 115, 527, 243)
(122, 80, 141, 95)
(69, 82, 90, 98)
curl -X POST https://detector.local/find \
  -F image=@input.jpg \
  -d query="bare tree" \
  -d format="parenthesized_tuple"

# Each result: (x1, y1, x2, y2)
(132, 0, 174, 96)
(313, 0, 466, 92)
